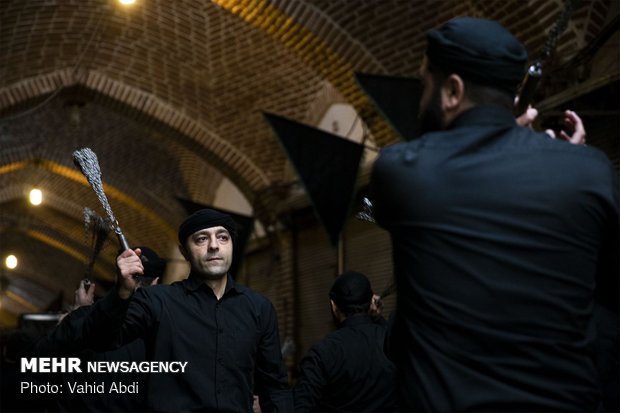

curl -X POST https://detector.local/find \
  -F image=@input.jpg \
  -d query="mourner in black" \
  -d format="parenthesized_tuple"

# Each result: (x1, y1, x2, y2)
(293, 271, 397, 412)
(82, 209, 292, 412)
(26, 246, 164, 412)
(370, 17, 619, 412)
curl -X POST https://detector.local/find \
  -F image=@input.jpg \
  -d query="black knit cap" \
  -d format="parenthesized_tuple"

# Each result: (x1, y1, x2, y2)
(135, 246, 166, 278)
(178, 208, 237, 245)
(426, 17, 528, 95)
(329, 271, 373, 307)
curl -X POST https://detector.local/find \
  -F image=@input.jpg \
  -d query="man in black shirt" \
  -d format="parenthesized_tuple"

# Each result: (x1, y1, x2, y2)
(82, 209, 292, 412)
(370, 16, 619, 412)
(293, 271, 397, 412)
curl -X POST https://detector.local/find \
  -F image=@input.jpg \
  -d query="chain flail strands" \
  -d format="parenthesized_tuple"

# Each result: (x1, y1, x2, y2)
(72, 148, 130, 251)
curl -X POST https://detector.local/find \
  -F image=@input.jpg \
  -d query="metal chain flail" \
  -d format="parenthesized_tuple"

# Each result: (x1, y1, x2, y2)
(73, 148, 130, 251)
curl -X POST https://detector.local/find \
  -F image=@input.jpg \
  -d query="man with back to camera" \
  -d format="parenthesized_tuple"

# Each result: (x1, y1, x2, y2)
(293, 271, 397, 412)
(81, 209, 292, 412)
(370, 17, 619, 411)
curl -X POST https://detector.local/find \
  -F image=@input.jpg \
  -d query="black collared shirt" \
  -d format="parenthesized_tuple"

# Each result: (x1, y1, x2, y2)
(371, 105, 619, 411)
(293, 314, 397, 412)
(83, 274, 292, 412)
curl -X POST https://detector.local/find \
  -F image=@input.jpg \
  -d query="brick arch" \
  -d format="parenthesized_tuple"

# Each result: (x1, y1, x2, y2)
(0, 69, 270, 202)
(0, 158, 176, 245)
(213, 0, 609, 147)
(0, 199, 116, 282)
(212, 0, 399, 148)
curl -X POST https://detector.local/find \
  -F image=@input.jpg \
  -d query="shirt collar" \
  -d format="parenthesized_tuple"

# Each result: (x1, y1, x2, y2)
(182, 273, 245, 296)
(339, 313, 373, 329)
(449, 104, 517, 130)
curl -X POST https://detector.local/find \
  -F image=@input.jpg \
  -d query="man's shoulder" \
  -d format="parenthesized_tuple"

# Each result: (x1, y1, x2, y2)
(133, 282, 183, 302)
(374, 140, 420, 175)
(378, 138, 425, 155)
(232, 283, 275, 307)
(317, 325, 354, 346)
(375, 133, 446, 165)
(307, 329, 350, 362)
(142, 282, 177, 293)
(516, 130, 616, 172)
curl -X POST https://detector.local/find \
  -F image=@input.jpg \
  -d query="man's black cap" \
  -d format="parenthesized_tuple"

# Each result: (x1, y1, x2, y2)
(177, 208, 237, 245)
(426, 17, 528, 95)
(329, 271, 373, 307)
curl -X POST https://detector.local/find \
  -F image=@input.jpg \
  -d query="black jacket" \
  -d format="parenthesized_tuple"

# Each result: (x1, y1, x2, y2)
(371, 105, 619, 411)
(293, 314, 397, 412)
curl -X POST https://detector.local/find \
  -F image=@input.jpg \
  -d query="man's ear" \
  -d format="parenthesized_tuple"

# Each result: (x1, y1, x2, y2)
(330, 300, 346, 323)
(178, 244, 189, 261)
(330, 299, 337, 312)
(441, 74, 466, 111)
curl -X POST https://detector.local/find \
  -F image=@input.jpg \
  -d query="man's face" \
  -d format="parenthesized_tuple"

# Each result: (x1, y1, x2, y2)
(182, 226, 233, 280)
(417, 57, 445, 134)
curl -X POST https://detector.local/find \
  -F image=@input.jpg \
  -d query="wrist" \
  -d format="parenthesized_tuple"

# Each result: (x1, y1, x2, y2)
(116, 285, 134, 300)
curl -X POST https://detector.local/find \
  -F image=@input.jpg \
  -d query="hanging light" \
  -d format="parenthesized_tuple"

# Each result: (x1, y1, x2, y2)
(5, 255, 17, 270)
(119, 0, 136, 5)
(29, 188, 43, 206)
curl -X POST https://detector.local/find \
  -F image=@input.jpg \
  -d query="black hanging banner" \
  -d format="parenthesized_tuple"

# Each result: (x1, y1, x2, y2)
(263, 112, 364, 246)
(176, 198, 254, 278)
(355, 73, 422, 141)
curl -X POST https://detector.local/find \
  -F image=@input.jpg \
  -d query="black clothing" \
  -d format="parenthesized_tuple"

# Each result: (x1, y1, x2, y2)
(370, 105, 619, 411)
(1, 327, 61, 413)
(591, 304, 620, 412)
(82, 274, 292, 412)
(293, 314, 397, 412)
(24, 306, 147, 412)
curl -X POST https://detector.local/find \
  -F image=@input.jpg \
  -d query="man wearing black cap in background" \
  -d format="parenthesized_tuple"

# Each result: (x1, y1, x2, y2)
(81, 209, 292, 412)
(370, 17, 619, 411)
(293, 271, 397, 412)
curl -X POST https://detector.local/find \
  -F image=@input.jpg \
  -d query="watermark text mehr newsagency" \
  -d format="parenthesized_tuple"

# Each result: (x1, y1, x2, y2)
(21, 357, 188, 374)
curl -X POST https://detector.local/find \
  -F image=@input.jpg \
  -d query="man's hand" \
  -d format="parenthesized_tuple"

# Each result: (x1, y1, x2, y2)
(516, 106, 586, 145)
(545, 110, 586, 145)
(252, 395, 262, 413)
(116, 248, 143, 299)
(515, 106, 539, 128)
(73, 279, 95, 309)
(369, 294, 384, 319)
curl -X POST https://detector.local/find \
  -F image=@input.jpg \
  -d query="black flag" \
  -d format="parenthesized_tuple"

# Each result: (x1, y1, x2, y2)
(355, 73, 422, 141)
(176, 198, 254, 278)
(263, 112, 364, 245)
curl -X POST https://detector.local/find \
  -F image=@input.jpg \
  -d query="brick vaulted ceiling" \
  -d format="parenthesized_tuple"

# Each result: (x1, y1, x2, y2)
(0, 0, 617, 326)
